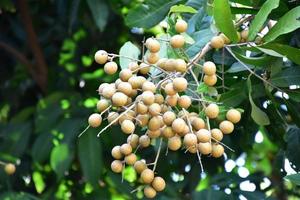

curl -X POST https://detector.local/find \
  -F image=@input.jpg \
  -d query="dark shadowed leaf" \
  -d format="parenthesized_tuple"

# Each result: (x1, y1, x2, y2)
(87, 0, 109, 32)
(270, 67, 300, 87)
(285, 128, 300, 170)
(285, 173, 300, 185)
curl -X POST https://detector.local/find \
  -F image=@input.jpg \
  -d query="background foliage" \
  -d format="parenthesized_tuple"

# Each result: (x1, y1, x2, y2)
(0, 0, 300, 199)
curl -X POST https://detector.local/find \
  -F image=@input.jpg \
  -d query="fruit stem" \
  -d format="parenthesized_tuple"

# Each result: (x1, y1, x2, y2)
(152, 138, 163, 172)
(77, 125, 90, 138)
(0, 161, 7, 166)
(100, 105, 112, 116)
(211, 137, 235, 152)
(196, 150, 204, 173)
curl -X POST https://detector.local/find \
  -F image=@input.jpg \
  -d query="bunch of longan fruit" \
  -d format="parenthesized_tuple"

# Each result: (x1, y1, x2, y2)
(83, 18, 241, 198)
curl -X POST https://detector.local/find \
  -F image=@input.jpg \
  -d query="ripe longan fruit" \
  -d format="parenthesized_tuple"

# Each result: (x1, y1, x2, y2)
(112, 92, 128, 107)
(168, 135, 182, 151)
(142, 81, 156, 93)
(180, 125, 189, 136)
(161, 104, 169, 113)
(183, 133, 198, 147)
(128, 61, 139, 72)
(162, 126, 175, 138)
(128, 76, 140, 89)
(121, 120, 135, 134)
(211, 143, 224, 158)
(145, 38, 160, 53)
(147, 129, 161, 138)
(119, 69, 133, 82)
(240, 29, 249, 41)
(149, 103, 161, 116)
(175, 59, 187, 73)
(170, 34, 185, 48)
(196, 129, 211, 143)
(97, 99, 110, 112)
(188, 145, 197, 154)
(205, 103, 219, 119)
(111, 160, 123, 173)
(157, 58, 167, 69)
(210, 36, 224, 49)
(219, 33, 230, 44)
(98, 83, 109, 94)
(148, 116, 161, 131)
(104, 61, 118, 75)
(119, 113, 134, 124)
(219, 120, 234, 134)
(136, 102, 148, 114)
(88, 113, 102, 128)
(175, 19, 188, 33)
(139, 135, 151, 148)
(152, 176, 166, 192)
(102, 85, 116, 99)
(144, 186, 157, 199)
(120, 143, 132, 155)
(166, 95, 178, 107)
(107, 112, 119, 125)
(163, 111, 176, 126)
(4, 163, 16, 175)
(134, 160, 147, 174)
(111, 145, 123, 159)
(141, 169, 154, 184)
(142, 91, 155, 105)
(94, 50, 108, 64)
(203, 61, 216, 75)
(178, 95, 191, 109)
(226, 109, 241, 123)
(191, 117, 205, 131)
(136, 114, 150, 127)
(164, 59, 176, 71)
(117, 82, 132, 96)
(197, 142, 212, 155)
(127, 134, 139, 148)
(203, 75, 217, 86)
(157, 115, 165, 128)
(173, 77, 187, 92)
(172, 118, 186, 134)
(147, 53, 159, 64)
(125, 153, 137, 165)
(154, 94, 164, 104)
(139, 63, 150, 75)
(164, 82, 177, 96)
(211, 128, 223, 141)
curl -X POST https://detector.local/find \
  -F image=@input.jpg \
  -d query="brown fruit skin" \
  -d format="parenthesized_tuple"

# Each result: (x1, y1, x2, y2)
(162, 126, 175, 138)
(172, 118, 186, 134)
(219, 120, 234, 134)
(94, 50, 108, 64)
(203, 75, 217, 86)
(205, 103, 219, 119)
(107, 112, 119, 125)
(210, 36, 225, 49)
(175, 59, 187, 73)
(168, 135, 182, 151)
(98, 83, 110, 94)
(191, 118, 205, 131)
(148, 103, 161, 116)
(136, 114, 150, 127)
(121, 120, 135, 134)
(88, 113, 102, 128)
(128, 62, 139, 72)
(178, 95, 192, 109)
(139, 63, 151, 75)
(211, 128, 223, 141)
(196, 129, 211, 143)
(226, 109, 241, 123)
(154, 94, 164, 104)
(198, 142, 212, 155)
(142, 81, 156, 93)
(104, 61, 118, 75)
(134, 160, 147, 174)
(164, 83, 177, 96)
(111, 145, 123, 159)
(4, 163, 16, 175)
(127, 134, 139, 148)
(117, 82, 132, 96)
(164, 59, 176, 71)
(240, 29, 249, 41)
(141, 169, 154, 184)
(139, 135, 151, 148)
(111, 160, 123, 173)
(142, 91, 155, 105)
(175, 19, 188, 33)
(163, 111, 176, 126)
(173, 77, 187, 92)
(119, 69, 133, 82)
(112, 92, 128, 107)
(120, 143, 132, 155)
(211, 143, 224, 158)
(136, 102, 148, 114)
(166, 95, 178, 107)
(219, 33, 230, 44)
(147, 129, 161, 138)
(125, 153, 137, 165)
(146, 38, 160, 53)
(152, 176, 166, 192)
(97, 99, 110, 112)
(183, 133, 198, 147)
(188, 145, 197, 154)
(144, 186, 157, 199)
(170, 35, 185, 48)
(203, 61, 216, 75)
(147, 53, 159, 64)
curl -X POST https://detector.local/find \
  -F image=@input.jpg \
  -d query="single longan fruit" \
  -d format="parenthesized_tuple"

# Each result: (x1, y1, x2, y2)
(188, 145, 198, 154)
(148, 116, 161, 131)
(141, 169, 154, 184)
(139, 63, 150, 75)
(107, 112, 119, 125)
(139, 135, 151, 148)
(197, 142, 212, 155)
(178, 95, 192, 109)
(104, 61, 118, 75)
(168, 135, 182, 151)
(127, 134, 139, 148)
(142, 91, 155, 105)
(162, 126, 175, 138)
(211, 128, 223, 141)
(117, 82, 132, 96)
(152, 176, 166, 192)
(112, 92, 128, 107)
(240, 29, 249, 41)
(175, 59, 187, 73)
(128, 62, 139, 72)
(161, 104, 169, 113)
(164, 83, 177, 96)
(142, 81, 156, 93)
(157, 58, 167, 69)
(136, 114, 150, 127)
(203, 61, 216, 75)
(219, 120, 234, 134)
(226, 109, 241, 123)
(180, 125, 189, 136)
(144, 186, 157, 199)
(196, 129, 211, 143)
(211, 143, 224, 158)
(210, 36, 225, 49)
(102, 85, 116, 98)
(111, 145, 123, 159)
(157, 115, 165, 127)
(203, 75, 217, 86)
(147, 129, 161, 138)
(219, 33, 230, 44)
(4, 163, 16, 175)
(147, 53, 159, 64)
(183, 133, 198, 147)
(119, 69, 133, 82)
(120, 143, 132, 155)
(125, 153, 137, 165)
(134, 160, 147, 174)
(137, 102, 148, 114)
(111, 160, 123, 173)
(166, 95, 178, 107)
(94, 50, 108, 64)
(164, 59, 176, 71)
(170, 34, 185, 48)
(149, 103, 161, 116)
(175, 19, 188, 33)
(145, 38, 160, 53)
(98, 83, 110, 94)
(205, 103, 219, 119)
(191, 117, 205, 131)
(97, 99, 110, 112)
(128, 76, 140, 89)
(154, 94, 164, 104)
(173, 77, 187, 92)
(163, 111, 176, 126)
(121, 120, 135, 134)
(88, 113, 102, 128)
(172, 118, 186, 134)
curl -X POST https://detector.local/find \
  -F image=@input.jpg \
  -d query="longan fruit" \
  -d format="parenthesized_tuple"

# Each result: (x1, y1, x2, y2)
(203, 75, 217, 86)
(166, 95, 178, 107)
(147, 53, 159, 64)
(203, 61, 216, 75)
(127, 134, 139, 148)
(102, 85, 116, 98)
(128, 76, 140, 89)
(211, 128, 223, 141)
(196, 129, 211, 143)
(134, 160, 147, 174)
(136, 114, 150, 127)
(152, 176, 166, 192)
(161, 104, 169, 113)
(111, 145, 123, 159)
(142, 81, 156, 93)
(88, 113, 102, 128)
(148, 116, 161, 131)
(219, 120, 234, 134)
(188, 145, 198, 154)
(139, 63, 151, 75)
(197, 142, 212, 155)
(128, 61, 139, 72)
(142, 91, 155, 105)
(145, 38, 160, 53)
(121, 120, 135, 134)
(164, 82, 177, 96)
(175, 19, 188, 33)
(172, 118, 186, 134)
(111, 160, 123, 173)
(107, 112, 119, 125)
(164, 59, 176, 71)
(97, 99, 110, 112)
(157, 115, 165, 127)
(168, 135, 182, 151)
(170, 34, 185, 48)
(98, 83, 110, 94)
(157, 58, 167, 69)
(183, 133, 198, 147)
(178, 95, 191, 109)
(226, 109, 241, 123)
(141, 169, 154, 184)
(119, 113, 134, 124)
(137, 102, 148, 114)
(125, 153, 137, 165)
(129, 89, 138, 98)
(210, 36, 224, 49)
(219, 33, 230, 44)
(154, 94, 164, 104)
(4, 163, 16, 175)
(117, 82, 132, 96)
(240, 29, 248, 41)
(163, 111, 176, 126)
(119, 69, 133, 82)
(191, 117, 205, 131)
(144, 186, 157, 199)
(139, 135, 151, 148)
(112, 92, 128, 107)
(149, 103, 161, 116)
(180, 125, 189, 136)
(175, 59, 187, 73)
(162, 126, 175, 138)
(94, 50, 108, 64)
(104, 61, 118, 75)
(147, 129, 161, 138)
(205, 103, 219, 119)
(173, 77, 187, 92)
(211, 143, 224, 158)
(120, 143, 132, 155)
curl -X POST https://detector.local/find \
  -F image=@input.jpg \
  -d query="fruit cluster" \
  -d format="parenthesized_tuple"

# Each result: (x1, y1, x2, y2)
(83, 19, 241, 198)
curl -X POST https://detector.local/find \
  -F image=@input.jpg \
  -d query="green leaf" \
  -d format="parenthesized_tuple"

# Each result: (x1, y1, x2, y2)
(270, 67, 300, 87)
(248, 0, 280, 41)
(231, 50, 275, 66)
(87, 0, 109, 32)
(285, 173, 300, 185)
(213, 0, 238, 42)
(125, 0, 182, 28)
(119, 41, 140, 69)
(197, 82, 208, 93)
(33, 171, 46, 194)
(219, 87, 247, 107)
(227, 62, 254, 73)
(285, 128, 300, 170)
(247, 77, 270, 125)
(50, 144, 74, 179)
(31, 132, 54, 163)
(231, 7, 258, 15)
(263, 6, 300, 42)
(169, 4, 197, 14)
(78, 129, 103, 186)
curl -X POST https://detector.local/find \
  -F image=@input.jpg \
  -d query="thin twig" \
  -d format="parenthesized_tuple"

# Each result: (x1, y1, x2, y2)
(78, 125, 90, 138)
(196, 150, 204, 173)
(152, 138, 163, 172)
